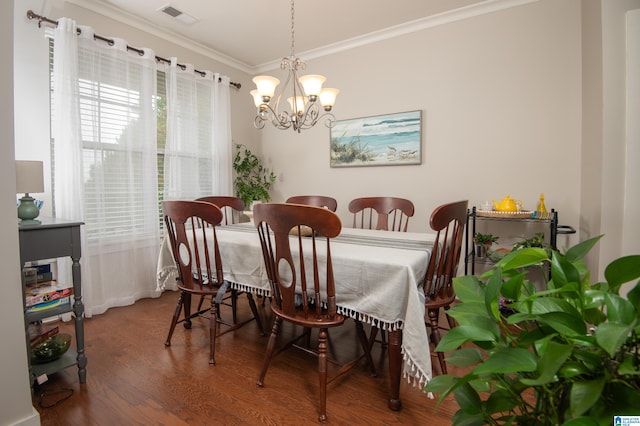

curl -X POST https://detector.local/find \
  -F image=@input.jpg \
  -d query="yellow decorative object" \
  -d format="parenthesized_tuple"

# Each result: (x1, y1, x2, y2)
(492, 195, 523, 212)
(537, 193, 547, 213)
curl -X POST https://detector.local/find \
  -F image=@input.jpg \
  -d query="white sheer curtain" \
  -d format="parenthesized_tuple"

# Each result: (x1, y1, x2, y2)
(52, 20, 161, 317)
(163, 60, 233, 200)
(212, 74, 233, 195)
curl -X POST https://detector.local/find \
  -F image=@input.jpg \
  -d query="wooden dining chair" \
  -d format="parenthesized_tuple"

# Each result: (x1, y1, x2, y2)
(254, 203, 375, 422)
(348, 197, 415, 232)
(162, 200, 264, 365)
(423, 200, 468, 375)
(195, 196, 246, 225)
(285, 195, 338, 212)
(350, 197, 414, 349)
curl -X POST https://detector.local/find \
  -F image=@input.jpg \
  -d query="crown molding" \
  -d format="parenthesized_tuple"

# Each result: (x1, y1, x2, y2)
(63, 0, 537, 75)
(63, 0, 255, 74)
(254, 0, 538, 73)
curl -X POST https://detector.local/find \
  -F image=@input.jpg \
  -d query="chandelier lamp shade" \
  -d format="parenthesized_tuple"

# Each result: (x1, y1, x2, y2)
(251, 0, 339, 133)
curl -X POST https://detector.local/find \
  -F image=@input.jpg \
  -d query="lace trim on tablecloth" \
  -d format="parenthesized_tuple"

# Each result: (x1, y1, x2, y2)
(157, 266, 177, 292)
(229, 281, 271, 297)
(337, 305, 432, 394)
(402, 347, 432, 396)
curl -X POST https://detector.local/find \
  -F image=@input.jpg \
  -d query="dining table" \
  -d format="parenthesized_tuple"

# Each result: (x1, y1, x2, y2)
(156, 222, 435, 411)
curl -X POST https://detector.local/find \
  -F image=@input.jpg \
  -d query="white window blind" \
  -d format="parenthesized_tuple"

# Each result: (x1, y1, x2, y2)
(75, 42, 159, 242)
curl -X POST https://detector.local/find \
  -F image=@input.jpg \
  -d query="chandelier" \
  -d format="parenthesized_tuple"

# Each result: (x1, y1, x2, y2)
(251, 0, 339, 133)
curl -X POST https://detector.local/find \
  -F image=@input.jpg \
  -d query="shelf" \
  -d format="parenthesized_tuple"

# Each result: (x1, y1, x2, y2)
(19, 219, 86, 386)
(474, 215, 554, 223)
(31, 349, 77, 379)
(465, 206, 558, 278)
(25, 302, 73, 323)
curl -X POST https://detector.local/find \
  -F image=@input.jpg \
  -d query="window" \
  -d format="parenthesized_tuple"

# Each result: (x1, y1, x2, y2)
(50, 39, 160, 242)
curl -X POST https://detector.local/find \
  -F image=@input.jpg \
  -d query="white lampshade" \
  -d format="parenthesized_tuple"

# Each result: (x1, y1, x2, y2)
(299, 74, 326, 97)
(15, 160, 44, 194)
(287, 96, 306, 112)
(250, 90, 263, 107)
(319, 88, 340, 109)
(252, 75, 280, 100)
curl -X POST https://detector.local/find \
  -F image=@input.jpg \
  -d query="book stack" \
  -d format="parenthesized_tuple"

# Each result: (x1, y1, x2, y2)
(25, 264, 73, 312)
(25, 279, 73, 314)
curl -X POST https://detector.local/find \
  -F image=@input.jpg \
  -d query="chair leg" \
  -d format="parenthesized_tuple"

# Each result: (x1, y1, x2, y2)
(355, 320, 377, 377)
(182, 292, 193, 329)
(196, 294, 206, 314)
(427, 308, 447, 374)
(318, 327, 329, 423)
(246, 293, 265, 335)
(209, 300, 218, 365)
(165, 291, 184, 346)
(304, 327, 312, 348)
(444, 305, 457, 330)
(368, 326, 388, 351)
(231, 289, 238, 324)
(257, 317, 282, 387)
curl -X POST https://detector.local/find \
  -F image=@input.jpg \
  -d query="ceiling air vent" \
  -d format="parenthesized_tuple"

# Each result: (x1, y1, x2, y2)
(158, 4, 198, 25)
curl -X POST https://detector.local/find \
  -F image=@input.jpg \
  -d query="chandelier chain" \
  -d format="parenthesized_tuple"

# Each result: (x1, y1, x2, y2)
(290, 0, 295, 57)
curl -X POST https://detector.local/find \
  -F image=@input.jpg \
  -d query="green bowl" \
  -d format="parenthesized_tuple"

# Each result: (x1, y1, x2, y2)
(31, 333, 71, 364)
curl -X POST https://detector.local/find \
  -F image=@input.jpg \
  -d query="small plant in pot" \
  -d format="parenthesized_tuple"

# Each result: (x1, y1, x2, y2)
(425, 235, 640, 425)
(474, 232, 499, 258)
(232, 144, 276, 209)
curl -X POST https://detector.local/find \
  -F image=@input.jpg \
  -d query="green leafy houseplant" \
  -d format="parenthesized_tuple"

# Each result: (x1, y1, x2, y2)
(474, 233, 499, 245)
(232, 144, 276, 208)
(513, 231, 553, 257)
(474, 233, 499, 258)
(425, 235, 640, 425)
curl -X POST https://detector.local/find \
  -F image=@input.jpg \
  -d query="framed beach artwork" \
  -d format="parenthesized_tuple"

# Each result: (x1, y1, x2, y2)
(330, 110, 422, 168)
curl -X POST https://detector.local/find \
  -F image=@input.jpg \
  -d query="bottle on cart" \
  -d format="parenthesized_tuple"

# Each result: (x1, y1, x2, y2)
(537, 193, 547, 213)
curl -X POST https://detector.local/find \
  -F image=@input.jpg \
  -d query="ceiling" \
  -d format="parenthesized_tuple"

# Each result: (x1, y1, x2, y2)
(70, 0, 491, 72)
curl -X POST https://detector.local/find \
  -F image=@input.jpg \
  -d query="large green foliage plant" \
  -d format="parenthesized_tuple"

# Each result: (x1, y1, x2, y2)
(232, 144, 276, 207)
(426, 235, 640, 425)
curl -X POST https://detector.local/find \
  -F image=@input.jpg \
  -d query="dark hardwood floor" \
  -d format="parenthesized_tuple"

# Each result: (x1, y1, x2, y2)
(33, 290, 460, 425)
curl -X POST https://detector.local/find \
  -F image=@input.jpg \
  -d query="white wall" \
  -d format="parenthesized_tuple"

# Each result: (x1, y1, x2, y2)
(624, 9, 640, 257)
(599, 0, 640, 277)
(0, 1, 41, 424)
(259, 0, 583, 241)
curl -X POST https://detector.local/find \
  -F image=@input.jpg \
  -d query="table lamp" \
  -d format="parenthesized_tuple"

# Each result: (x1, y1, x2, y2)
(16, 160, 44, 225)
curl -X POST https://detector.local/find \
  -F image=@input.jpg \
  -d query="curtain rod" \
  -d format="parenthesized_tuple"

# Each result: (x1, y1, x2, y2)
(26, 10, 242, 90)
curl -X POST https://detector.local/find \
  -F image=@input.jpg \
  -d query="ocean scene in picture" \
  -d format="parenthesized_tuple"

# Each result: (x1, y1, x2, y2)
(330, 110, 421, 167)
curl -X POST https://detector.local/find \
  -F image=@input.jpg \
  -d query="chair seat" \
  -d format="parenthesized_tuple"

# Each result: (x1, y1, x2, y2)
(425, 292, 457, 310)
(275, 307, 346, 328)
(177, 281, 224, 295)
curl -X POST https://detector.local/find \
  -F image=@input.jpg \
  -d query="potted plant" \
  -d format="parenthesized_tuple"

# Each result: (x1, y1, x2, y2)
(232, 144, 276, 209)
(425, 235, 640, 425)
(474, 232, 499, 258)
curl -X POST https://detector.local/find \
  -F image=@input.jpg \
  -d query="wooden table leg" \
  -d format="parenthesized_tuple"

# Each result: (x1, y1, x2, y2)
(387, 329, 402, 411)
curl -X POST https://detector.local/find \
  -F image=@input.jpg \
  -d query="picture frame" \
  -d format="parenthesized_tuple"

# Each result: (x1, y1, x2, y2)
(330, 110, 422, 168)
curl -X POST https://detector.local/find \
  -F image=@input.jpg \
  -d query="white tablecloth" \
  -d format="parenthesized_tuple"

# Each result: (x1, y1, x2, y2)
(157, 223, 434, 387)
